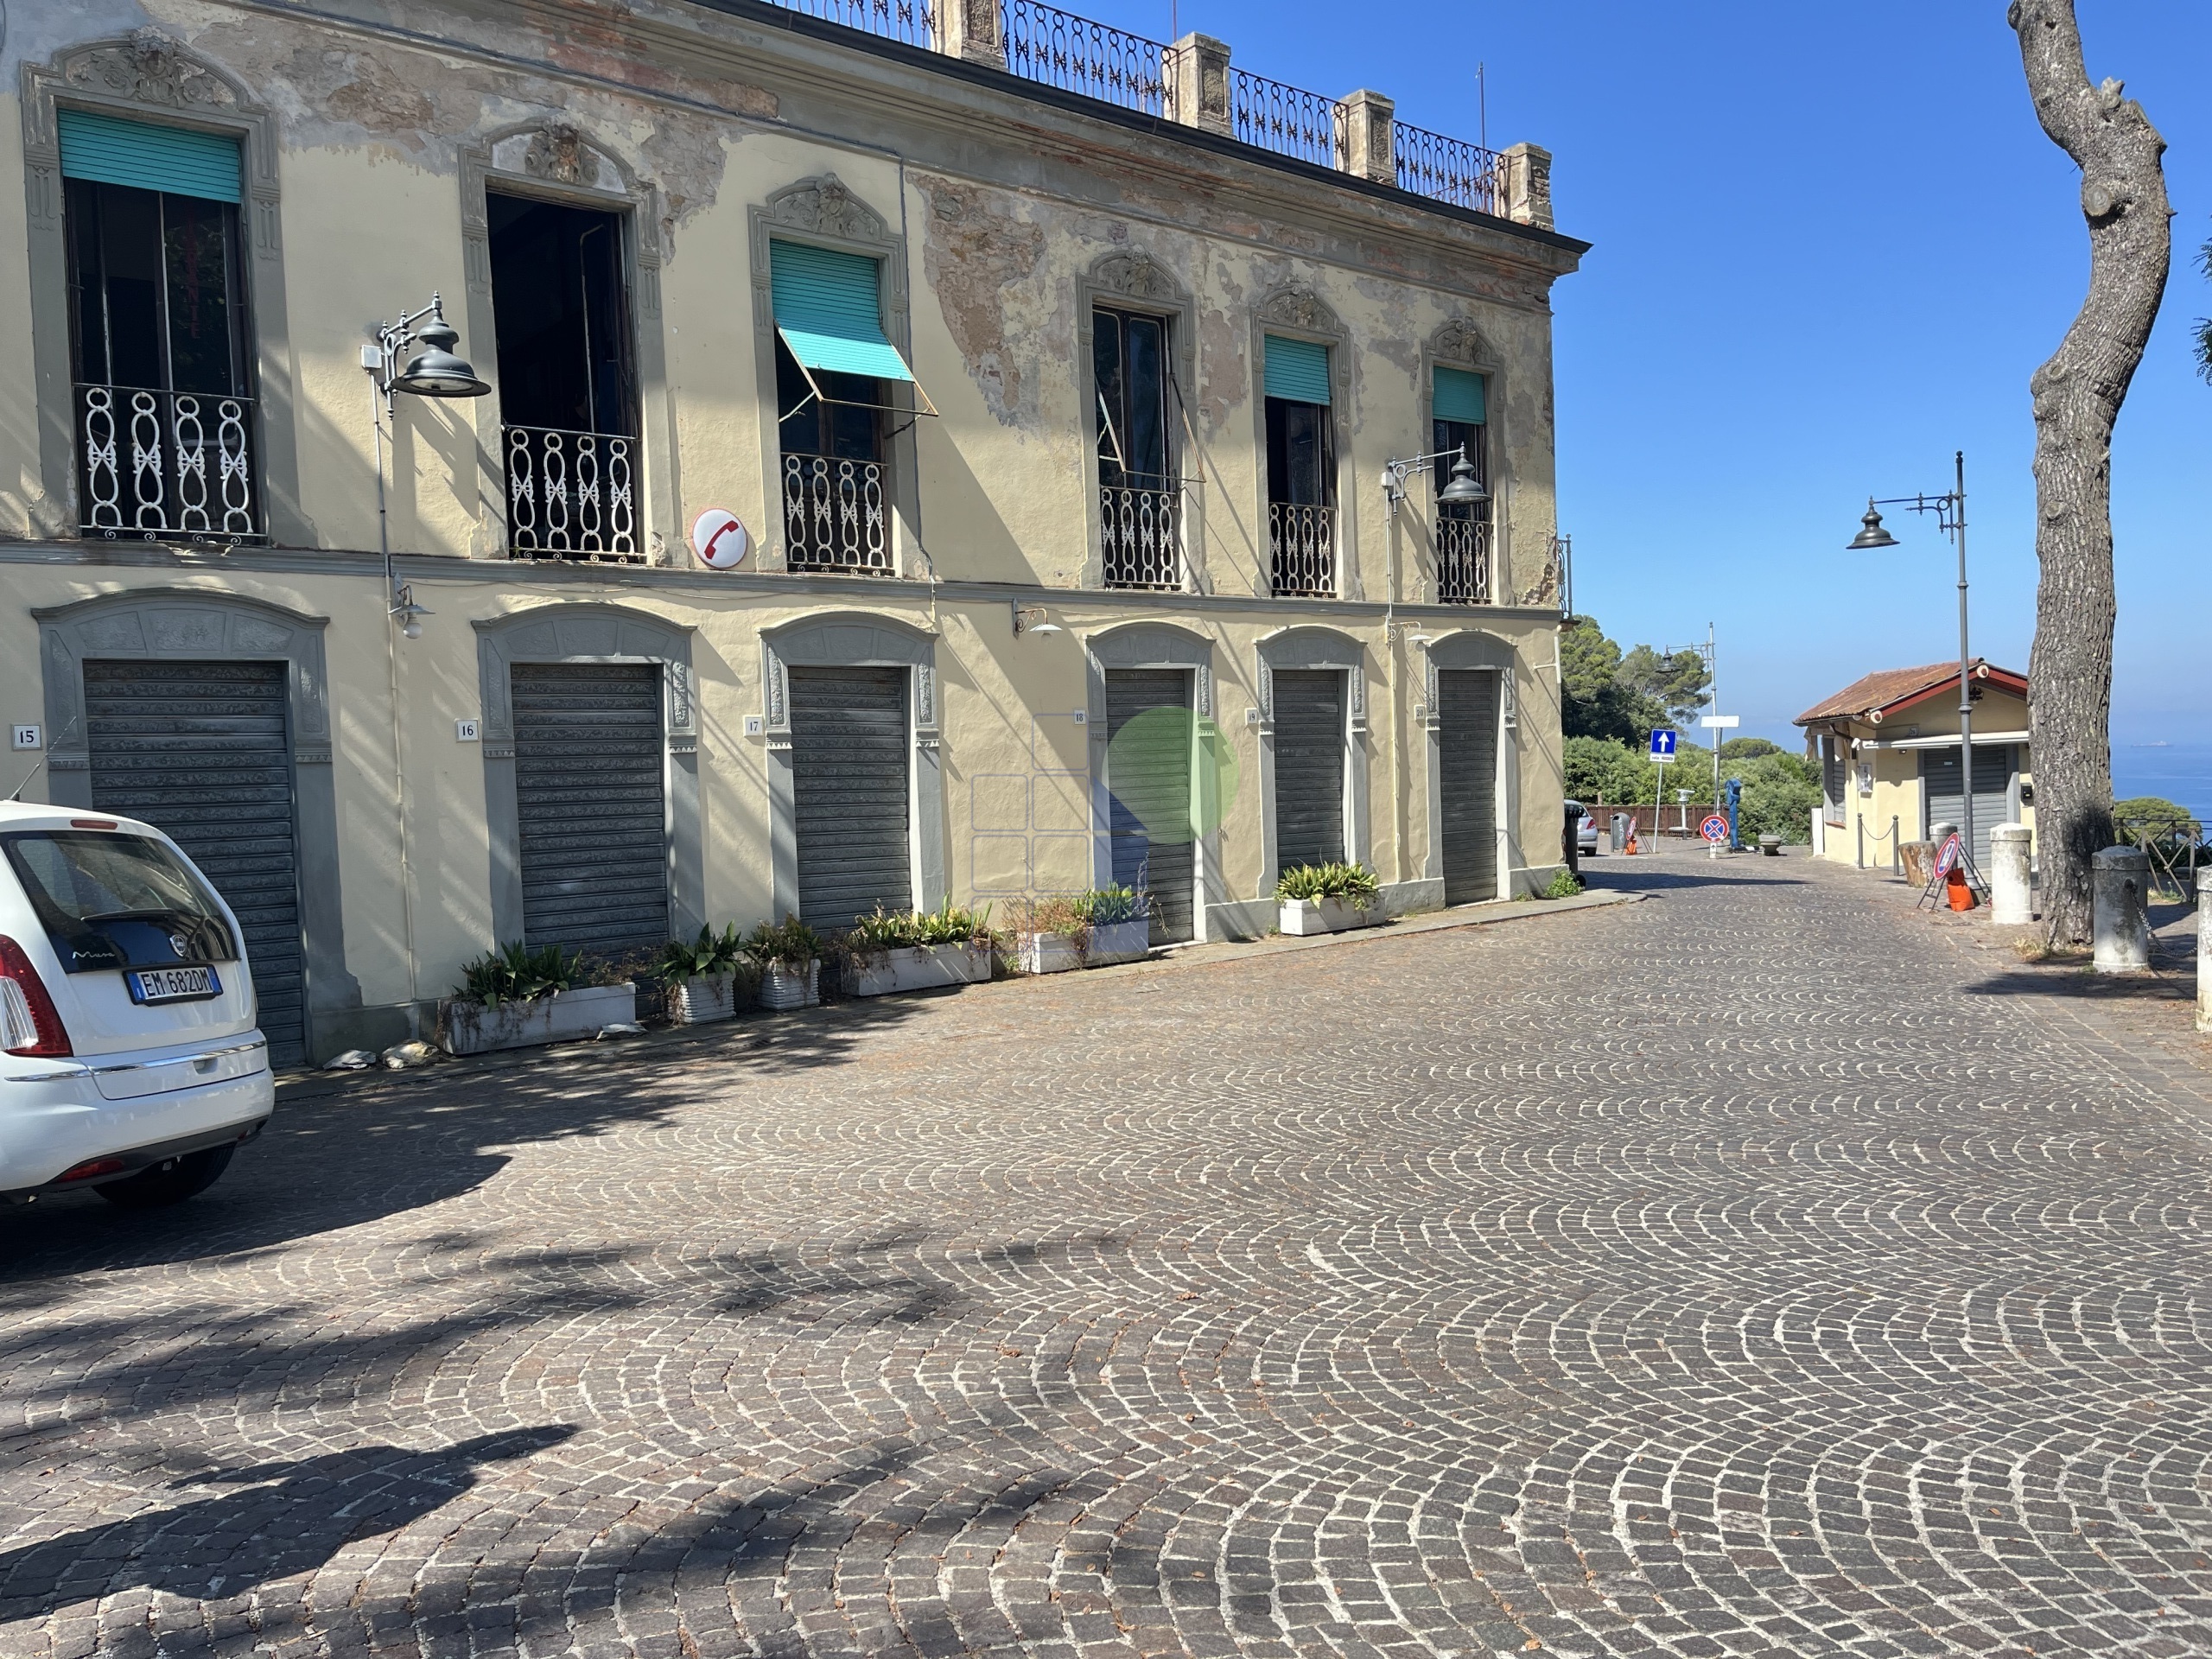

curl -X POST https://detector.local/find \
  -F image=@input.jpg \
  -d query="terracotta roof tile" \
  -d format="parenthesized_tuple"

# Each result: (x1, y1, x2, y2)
(1795, 658, 2025, 726)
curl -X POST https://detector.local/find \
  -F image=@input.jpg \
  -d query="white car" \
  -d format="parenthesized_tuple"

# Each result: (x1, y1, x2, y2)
(0, 800, 273, 1208)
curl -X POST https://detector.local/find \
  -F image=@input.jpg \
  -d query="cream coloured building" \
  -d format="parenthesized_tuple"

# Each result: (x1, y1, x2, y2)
(2, 0, 1586, 1063)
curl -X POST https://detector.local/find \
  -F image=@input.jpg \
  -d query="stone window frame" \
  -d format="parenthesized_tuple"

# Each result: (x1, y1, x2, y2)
(29, 588, 360, 1046)
(759, 613, 945, 924)
(1082, 621, 1220, 931)
(474, 602, 703, 947)
(1249, 283, 1359, 601)
(1253, 625, 1370, 891)
(458, 124, 678, 563)
(19, 31, 308, 545)
(1415, 627, 1520, 896)
(747, 175, 923, 577)
(1417, 316, 1509, 604)
(1075, 251, 1205, 594)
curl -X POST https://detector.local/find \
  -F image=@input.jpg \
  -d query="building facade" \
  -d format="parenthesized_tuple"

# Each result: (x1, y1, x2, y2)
(1796, 661, 2034, 874)
(3, 0, 1586, 1063)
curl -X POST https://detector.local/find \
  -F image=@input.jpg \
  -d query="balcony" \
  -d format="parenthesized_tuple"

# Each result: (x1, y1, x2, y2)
(1100, 480, 1184, 590)
(505, 425, 641, 563)
(1434, 512, 1491, 604)
(76, 384, 261, 544)
(1268, 503, 1337, 597)
(784, 454, 891, 573)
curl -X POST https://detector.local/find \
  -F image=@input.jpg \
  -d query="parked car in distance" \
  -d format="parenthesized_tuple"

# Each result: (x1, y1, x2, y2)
(0, 802, 273, 1208)
(1565, 799, 1600, 858)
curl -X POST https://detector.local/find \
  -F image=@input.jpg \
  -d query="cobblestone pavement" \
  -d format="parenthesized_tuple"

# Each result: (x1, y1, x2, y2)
(6, 849, 2212, 1659)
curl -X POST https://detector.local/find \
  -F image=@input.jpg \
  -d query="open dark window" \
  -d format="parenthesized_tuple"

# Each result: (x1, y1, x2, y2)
(1262, 334, 1335, 596)
(487, 193, 639, 561)
(1094, 308, 1180, 589)
(1432, 365, 1491, 602)
(61, 109, 256, 543)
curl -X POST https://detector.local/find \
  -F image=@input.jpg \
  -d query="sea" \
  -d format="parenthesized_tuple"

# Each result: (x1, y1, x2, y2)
(2113, 741, 2212, 823)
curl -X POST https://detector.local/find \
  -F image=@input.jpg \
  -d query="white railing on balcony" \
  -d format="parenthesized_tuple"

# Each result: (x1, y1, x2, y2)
(77, 384, 259, 543)
(505, 425, 640, 563)
(1434, 512, 1491, 604)
(784, 454, 891, 573)
(1101, 481, 1183, 589)
(1268, 502, 1336, 597)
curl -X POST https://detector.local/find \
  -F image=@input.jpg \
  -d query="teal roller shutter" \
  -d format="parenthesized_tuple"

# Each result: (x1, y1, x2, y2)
(58, 108, 241, 204)
(1263, 335, 1332, 405)
(1433, 365, 1485, 424)
(770, 240, 913, 383)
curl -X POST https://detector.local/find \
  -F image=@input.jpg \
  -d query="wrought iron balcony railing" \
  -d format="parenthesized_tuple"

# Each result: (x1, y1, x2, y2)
(1268, 502, 1337, 597)
(784, 454, 892, 573)
(1434, 512, 1491, 604)
(505, 424, 641, 563)
(1395, 122, 1504, 215)
(776, 0, 936, 48)
(76, 384, 261, 543)
(1100, 480, 1183, 589)
(1231, 67, 1346, 169)
(1004, 0, 1168, 117)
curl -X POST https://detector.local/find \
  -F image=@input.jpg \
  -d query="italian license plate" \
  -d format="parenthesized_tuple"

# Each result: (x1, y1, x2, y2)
(126, 964, 221, 1004)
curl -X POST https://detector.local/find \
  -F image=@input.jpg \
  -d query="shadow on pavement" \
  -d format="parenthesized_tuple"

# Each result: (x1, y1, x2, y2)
(1579, 854, 1808, 895)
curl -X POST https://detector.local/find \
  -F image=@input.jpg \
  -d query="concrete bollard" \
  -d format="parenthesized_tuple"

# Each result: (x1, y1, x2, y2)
(2092, 845, 2152, 974)
(1990, 824, 2033, 925)
(2199, 885, 2212, 1033)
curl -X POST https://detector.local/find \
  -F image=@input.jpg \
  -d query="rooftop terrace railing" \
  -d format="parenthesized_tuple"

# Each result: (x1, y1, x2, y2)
(757, 0, 1550, 225)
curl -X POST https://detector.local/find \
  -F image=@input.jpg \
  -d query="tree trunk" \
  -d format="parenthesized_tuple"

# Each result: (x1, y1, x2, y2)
(2008, 0, 2171, 945)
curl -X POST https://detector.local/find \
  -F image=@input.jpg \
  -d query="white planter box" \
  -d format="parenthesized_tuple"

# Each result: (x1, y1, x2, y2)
(667, 971, 741, 1026)
(440, 982, 636, 1056)
(1279, 896, 1379, 937)
(759, 959, 820, 1011)
(1018, 931, 1084, 975)
(1086, 918, 1152, 964)
(846, 942, 993, 997)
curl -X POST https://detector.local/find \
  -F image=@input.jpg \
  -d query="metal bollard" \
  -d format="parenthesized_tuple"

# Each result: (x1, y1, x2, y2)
(1856, 817, 1864, 869)
(1989, 824, 2032, 925)
(2199, 885, 2212, 1033)
(2092, 845, 2152, 973)
(1891, 815, 1901, 875)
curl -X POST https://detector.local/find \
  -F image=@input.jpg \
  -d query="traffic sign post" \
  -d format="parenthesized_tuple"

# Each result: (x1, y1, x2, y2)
(1649, 728, 1676, 842)
(1700, 812, 1729, 860)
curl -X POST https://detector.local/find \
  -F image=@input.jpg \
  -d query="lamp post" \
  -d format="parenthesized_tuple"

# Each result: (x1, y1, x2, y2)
(361, 293, 492, 634)
(1847, 449, 1976, 871)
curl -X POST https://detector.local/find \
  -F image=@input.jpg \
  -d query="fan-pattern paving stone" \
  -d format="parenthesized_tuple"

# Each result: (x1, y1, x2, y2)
(4, 850, 2211, 1659)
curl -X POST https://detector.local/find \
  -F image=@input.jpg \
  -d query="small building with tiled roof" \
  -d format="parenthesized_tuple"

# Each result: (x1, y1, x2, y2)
(1794, 659, 2031, 869)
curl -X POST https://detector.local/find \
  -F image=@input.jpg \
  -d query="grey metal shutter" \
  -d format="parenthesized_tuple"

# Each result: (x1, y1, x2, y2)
(1271, 669, 1345, 875)
(512, 661, 668, 958)
(1438, 669, 1500, 905)
(790, 665, 911, 928)
(1921, 743, 2012, 872)
(1104, 668, 1195, 945)
(1821, 735, 1847, 825)
(83, 658, 307, 1065)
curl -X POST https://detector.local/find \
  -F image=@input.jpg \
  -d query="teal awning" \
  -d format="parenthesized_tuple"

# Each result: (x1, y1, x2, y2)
(1433, 365, 1486, 424)
(770, 239, 913, 384)
(1263, 335, 1332, 405)
(59, 108, 241, 204)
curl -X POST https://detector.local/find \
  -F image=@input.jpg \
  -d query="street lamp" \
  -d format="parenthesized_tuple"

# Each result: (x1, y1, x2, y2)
(1847, 450, 1977, 874)
(1381, 446, 1487, 513)
(362, 294, 491, 637)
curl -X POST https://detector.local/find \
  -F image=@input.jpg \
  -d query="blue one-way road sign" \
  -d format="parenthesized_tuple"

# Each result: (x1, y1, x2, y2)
(1649, 728, 1679, 762)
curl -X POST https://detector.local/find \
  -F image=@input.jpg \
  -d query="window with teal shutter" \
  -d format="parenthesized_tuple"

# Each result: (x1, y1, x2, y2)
(1263, 335, 1332, 405)
(58, 108, 242, 204)
(769, 240, 914, 384)
(1432, 365, 1485, 425)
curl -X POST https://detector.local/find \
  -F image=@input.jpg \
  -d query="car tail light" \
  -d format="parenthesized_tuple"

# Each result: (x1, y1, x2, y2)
(0, 936, 73, 1058)
(56, 1155, 127, 1183)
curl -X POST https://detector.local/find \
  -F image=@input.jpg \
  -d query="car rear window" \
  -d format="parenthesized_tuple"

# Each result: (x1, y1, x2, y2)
(2, 830, 237, 971)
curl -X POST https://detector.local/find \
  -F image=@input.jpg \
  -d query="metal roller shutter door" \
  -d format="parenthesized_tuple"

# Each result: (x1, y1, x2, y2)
(1922, 743, 2012, 872)
(790, 666, 912, 927)
(1438, 669, 1501, 905)
(1271, 669, 1346, 875)
(83, 658, 308, 1065)
(1104, 668, 1195, 945)
(512, 662, 669, 957)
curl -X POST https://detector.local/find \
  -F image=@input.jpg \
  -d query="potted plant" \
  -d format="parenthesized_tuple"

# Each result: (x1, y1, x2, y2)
(1081, 884, 1153, 964)
(842, 899, 995, 996)
(1275, 861, 1382, 936)
(1014, 886, 1153, 975)
(747, 916, 823, 1011)
(438, 941, 638, 1056)
(658, 923, 754, 1026)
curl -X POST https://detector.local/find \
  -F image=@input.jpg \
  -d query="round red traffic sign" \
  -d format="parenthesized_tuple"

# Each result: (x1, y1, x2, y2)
(1700, 814, 1730, 842)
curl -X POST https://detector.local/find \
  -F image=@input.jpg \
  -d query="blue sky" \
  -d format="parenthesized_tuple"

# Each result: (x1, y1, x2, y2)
(1155, 1, 2212, 751)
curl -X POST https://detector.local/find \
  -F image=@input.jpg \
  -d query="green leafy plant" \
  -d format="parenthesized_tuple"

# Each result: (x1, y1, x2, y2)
(1274, 861, 1380, 906)
(745, 915, 823, 975)
(453, 940, 579, 1007)
(843, 899, 995, 961)
(1543, 866, 1585, 899)
(659, 923, 747, 981)
(1010, 887, 1147, 938)
(1076, 885, 1145, 926)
